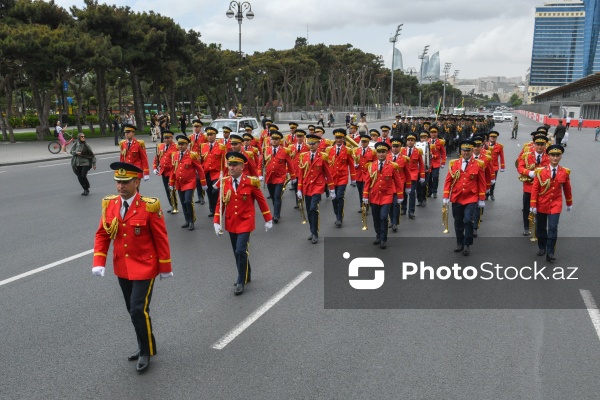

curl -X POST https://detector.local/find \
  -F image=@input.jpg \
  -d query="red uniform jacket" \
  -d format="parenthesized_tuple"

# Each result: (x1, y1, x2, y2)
(429, 138, 447, 168)
(443, 158, 487, 205)
(517, 151, 549, 194)
(153, 142, 177, 177)
(401, 146, 426, 181)
(93, 193, 172, 280)
(318, 138, 333, 153)
(378, 136, 392, 146)
(219, 137, 234, 152)
(120, 138, 149, 176)
(530, 165, 572, 214)
(356, 146, 376, 182)
(263, 145, 296, 184)
(214, 175, 272, 233)
(259, 129, 270, 149)
(288, 142, 310, 178)
(169, 150, 207, 190)
(327, 145, 357, 186)
(190, 132, 207, 153)
(386, 152, 412, 190)
(284, 133, 298, 147)
(362, 160, 404, 205)
(297, 152, 334, 196)
(487, 142, 505, 171)
(473, 152, 494, 190)
(201, 142, 226, 181)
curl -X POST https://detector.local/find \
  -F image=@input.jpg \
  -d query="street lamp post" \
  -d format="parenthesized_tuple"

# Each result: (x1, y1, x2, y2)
(226, 1, 254, 105)
(418, 45, 430, 112)
(442, 62, 452, 114)
(389, 24, 403, 115)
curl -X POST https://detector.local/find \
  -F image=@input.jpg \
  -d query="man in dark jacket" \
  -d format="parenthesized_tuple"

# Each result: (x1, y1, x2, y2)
(553, 120, 567, 145)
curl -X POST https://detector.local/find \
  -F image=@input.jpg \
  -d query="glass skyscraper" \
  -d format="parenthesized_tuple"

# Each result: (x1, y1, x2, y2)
(528, 0, 600, 102)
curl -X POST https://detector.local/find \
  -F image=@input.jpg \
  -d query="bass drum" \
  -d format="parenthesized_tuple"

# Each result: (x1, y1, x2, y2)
(414, 141, 431, 170)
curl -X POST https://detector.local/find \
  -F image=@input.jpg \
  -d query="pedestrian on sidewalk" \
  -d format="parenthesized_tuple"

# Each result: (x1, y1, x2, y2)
(595, 126, 600, 141)
(70, 133, 97, 195)
(578, 116, 583, 131)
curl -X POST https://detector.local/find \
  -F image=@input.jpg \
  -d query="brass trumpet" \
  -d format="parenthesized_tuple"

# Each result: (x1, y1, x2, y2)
(442, 203, 449, 234)
(170, 187, 179, 214)
(298, 196, 307, 224)
(361, 202, 368, 231)
(528, 211, 537, 242)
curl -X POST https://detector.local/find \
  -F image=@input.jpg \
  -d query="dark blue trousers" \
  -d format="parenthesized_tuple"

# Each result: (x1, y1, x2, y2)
(401, 180, 417, 214)
(161, 175, 172, 206)
(229, 231, 251, 284)
(536, 213, 560, 255)
(452, 202, 478, 246)
(267, 183, 284, 219)
(389, 194, 400, 225)
(356, 181, 365, 209)
(332, 185, 347, 222)
(304, 194, 321, 237)
(371, 203, 391, 242)
(428, 167, 440, 195)
(117, 278, 156, 357)
(178, 189, 194, 223)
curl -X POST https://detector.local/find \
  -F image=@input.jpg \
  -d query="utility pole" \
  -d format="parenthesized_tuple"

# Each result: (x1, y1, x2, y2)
(418, 45, 430, 111)
(442, 62, 452, 114)
(389, 24, 403, 115)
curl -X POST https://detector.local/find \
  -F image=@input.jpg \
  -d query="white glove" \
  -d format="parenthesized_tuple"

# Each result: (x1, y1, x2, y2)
(419, 178, 425, 183)
(201, 185, 208, 191)
(214, 223, 221, 236)
(531, 207, 537, 214)
(329, 190, 336, 200)
(443, 198, 449, 205)
(159, 272, 173, 280)
(265, 221, 273, 231)
(92, 266, 105, 277)
(567, 205, 572, 211)
(259, 176, 264, 181)
(354, 163, 359, 168)
(500, 169, 505, 173)
(362, 198, 369, 204)
(143, 175, 150, 181)
(491, 180, 496, 184)
(350, 180, 356, 187)
(153, 169, 159, 175)
(405, 188, 411, 196)
(528, 171, 535, 178)
(290, 179, 297, 185)
(297, 190, 303, 199)
(478, 200, 485, 208)
(169, 185, 174, 191)
(397, 198, 402, 204)
(441, 164, 445, 169)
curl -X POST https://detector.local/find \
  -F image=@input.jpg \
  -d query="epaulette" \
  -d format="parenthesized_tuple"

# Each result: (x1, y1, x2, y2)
(249, 176, 261, 188)
(404, 156, 411, 163)
(190, 151, 200, 160)
(119, 140, 126, 146)
(439, 139, 446, 146)
(321, 152, 329, 162)
(486, 154, 492, 161)
(140, 196, 161, 213)
(476, 159, 485, 168)
(497, 143, 503, 149)
(417, 148, 423, 155)
(219, 143, 227, 151)
(102, 195, 118, 209)
(391, 162, 400, 170)
(138, 139, 146, 149)
(325, 139, 334, 146)
(449, 159, 459, 168)
(564, 167, 571, 175)
(284, 147, 291, 156)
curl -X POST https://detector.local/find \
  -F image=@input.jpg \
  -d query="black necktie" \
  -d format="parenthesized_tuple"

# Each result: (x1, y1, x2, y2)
(165, 144, 169, 151)
(180, 151, 184, 161)
(393, 155, 397, 162)
(234, 179, 239, 190)
(298, 144, 301, 153)
(210, 143, 213, 152)
(362, 148, 366, 157)
(123, 201, 129, 218)
(537, 154, 541, 165)
(552, 168, 556, 180)
(127, 141, 131, 150)
(337, 147, 341, 156)
(379, 161, 383, 172)
(311, 153, 314, 163)
(408, 148, 412, 157)
(463, 159, 468, 171)
(273, 147, 277, 156)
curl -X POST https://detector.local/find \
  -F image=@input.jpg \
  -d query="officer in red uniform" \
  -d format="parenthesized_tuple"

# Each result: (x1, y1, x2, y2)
(152, 131, 178, 213)
(284, 122, 299, 147)
(220, 126, 234, 151)
(169, 136, 207, 231)
(93, 162, 172, 373)
(190, 119, 207, 204)
(355, 134, 376, 212)
(201, 127, 226, 217)
(386, 138, 411, 232)
(313, 126, 332, 152)
(264, 130, 296, 223)
(486, 131, 505, 201)
(229, 134, 261, 178)
(370, 128, 381, 143)
(297, 134, 335, 243)
(242, 126, 259, 148)
(428, 126, 446, 199)
(327, 128, 357, 227)
(119, 124, 150, 181)
(517, 134, 550, 236)
(530, 144, 573, 262)
(443, 139, 486, 256)
(379, 125, 392, 145)
(471, 134, 494, 237)
(213, 152, 273, 295)
(362, 142, 404, 249)
(288, 129, 310, 208)
(401, 133, 426, 219)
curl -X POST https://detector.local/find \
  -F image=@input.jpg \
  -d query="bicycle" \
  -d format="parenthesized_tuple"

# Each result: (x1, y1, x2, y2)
(48, 130, 74, 154)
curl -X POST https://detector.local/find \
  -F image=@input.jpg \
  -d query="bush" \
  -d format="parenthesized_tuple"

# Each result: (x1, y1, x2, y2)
(85, 114, 99, 124)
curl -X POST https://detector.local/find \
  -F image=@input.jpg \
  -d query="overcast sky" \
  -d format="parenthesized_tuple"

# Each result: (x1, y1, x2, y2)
(54, 0, 541, 80)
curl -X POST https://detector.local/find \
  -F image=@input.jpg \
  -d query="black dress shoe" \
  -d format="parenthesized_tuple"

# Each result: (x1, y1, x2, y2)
(380, 242, 387, 249)
(490, 194, 495, 201)
(433, 193, 437, 199)
(188, 222, 195, 231)
(335, 220, 341, 227)
(195, 199, 202, 203)
(409, 213, 415, 219)
(454, 245, 464, 253)
(208, 213, 214, 217)
(181, 222, 190, 228)
(392, 224, 398, 232)
(273, 218, 279, 224)
(294, 205, 299, 209)
(373, 239, 381, 245)
(200, 198, 205, 205)
(127, 349, 140, 361)
(81, 191, 86, 196)
(473, 229, 478, 237)
(417, 201, 423, 207)
(311, 236, 318, 244)
(167, 209, 172, 213)
(537, 249, 546, 256)
(358, 209, 362, 213)
(546, 253, 556, 262)
(463, 246, 470, 256)
(400, 210, 406, 215)
(136, 356, 150, 373)
(308, 235, 313, 240)
(235, 283, 244, 295)
(523, 230, 531, 236)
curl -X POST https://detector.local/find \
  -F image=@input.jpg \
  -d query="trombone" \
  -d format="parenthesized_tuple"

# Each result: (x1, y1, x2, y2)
(528, 211, 537, 242)
(442, 203, 449, 234)
(361, 203, 368, 231)
(297, 196, 307, 224)
(170, 187, 179, 214)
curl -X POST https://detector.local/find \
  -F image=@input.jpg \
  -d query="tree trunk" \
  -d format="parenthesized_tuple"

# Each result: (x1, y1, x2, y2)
(68, 77, 84, 134)
(30, 79, 58, 140)
(96, 68, 108, 135)
(129, 65, 146, 131)
(4, 81, 16, 143)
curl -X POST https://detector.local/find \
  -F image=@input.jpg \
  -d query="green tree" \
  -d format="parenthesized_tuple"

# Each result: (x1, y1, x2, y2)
(509, 93, 523, 106)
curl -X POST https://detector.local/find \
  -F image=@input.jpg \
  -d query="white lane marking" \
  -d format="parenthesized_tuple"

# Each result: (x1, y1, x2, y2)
(0, 249, 93, 287)
(97, 156, 119, 160)
(88, 170, 113, 176)
(0, 171, 6, 174)
(580, 289, 600, 342)
(38, 162, 71, 168)
(212, 271, 312, 350)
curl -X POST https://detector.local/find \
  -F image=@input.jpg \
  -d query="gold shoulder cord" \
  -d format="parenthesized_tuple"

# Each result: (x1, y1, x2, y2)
(537, 169, 552, 195)
(102, 196, 119, 240)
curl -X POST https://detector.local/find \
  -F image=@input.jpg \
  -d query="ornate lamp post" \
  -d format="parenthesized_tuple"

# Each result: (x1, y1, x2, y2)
(442, 62, 452, 114)
(226, 2, 254, 102)
(389, 24, 403, 114)
(418, 45, 430, 111)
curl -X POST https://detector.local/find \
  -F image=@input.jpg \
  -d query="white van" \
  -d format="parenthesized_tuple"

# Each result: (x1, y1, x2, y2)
(493, 111, 504, 123)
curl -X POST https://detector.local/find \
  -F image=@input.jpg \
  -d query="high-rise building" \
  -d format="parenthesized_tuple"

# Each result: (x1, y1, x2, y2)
(528, 0, 600, 102)
(393, 48, 403, 71)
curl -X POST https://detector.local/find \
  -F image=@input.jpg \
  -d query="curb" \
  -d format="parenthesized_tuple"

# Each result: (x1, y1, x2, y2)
(0, 149, 122, 167)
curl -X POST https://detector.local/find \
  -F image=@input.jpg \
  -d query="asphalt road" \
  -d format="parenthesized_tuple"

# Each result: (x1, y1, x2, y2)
(1, 118, 600, 399)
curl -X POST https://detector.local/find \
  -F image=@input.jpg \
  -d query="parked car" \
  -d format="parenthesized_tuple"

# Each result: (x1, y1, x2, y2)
(493, 111, 504, 123)
(503, 112, 514, 122)
(208, 117, 261, 139)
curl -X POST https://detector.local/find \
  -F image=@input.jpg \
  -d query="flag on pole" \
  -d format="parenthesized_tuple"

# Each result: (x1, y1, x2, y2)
(458, 97, 464, 108)
(435, 97, 442, 121)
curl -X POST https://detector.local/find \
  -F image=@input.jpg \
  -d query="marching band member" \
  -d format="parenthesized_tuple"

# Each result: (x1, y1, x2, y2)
(427, 126, 446, 199)
(355, 134, 376, 212)
(400, 133, 425, 219)
(152, 131, 178, 213)
(486, 131, 505, 201)
(387, 138, 411, 232)
(264, 130, 296, 223)
(327, 128, 357, 228)
(288, 129, 310, 208)
(119, 124, 150, 182)
(200, 127, 226, 217)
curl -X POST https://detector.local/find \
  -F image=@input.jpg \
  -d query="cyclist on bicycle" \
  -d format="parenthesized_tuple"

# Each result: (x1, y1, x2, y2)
(56, 120, 73, 153)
